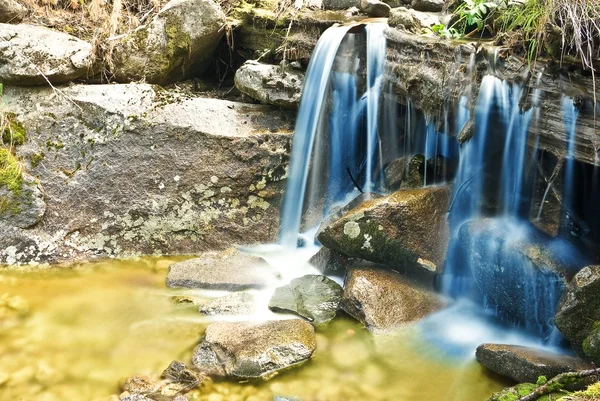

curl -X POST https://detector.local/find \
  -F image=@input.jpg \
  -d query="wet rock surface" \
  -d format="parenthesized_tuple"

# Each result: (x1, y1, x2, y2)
(0, 24, 95, 85)
(192, 320, 316, 379)
(317, 186, 451, 272)
(476, 344, 592, 383)
(341, 267, 445, 333)
(308, 247, 351, 276)
(555, 265, 600, 357)
(111, 0, 225, 84)
(198, 292, 256, 316)
(234, 61, 304, 109)
(269, 275, 343, 325)
(166, 249, 275, 290)
(1, 84, 293, 265)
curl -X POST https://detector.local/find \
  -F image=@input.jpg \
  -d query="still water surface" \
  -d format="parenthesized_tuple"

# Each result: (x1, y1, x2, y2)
(0, 258, 508, 401)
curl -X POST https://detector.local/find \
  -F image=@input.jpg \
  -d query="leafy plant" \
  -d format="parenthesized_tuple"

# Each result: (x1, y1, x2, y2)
(456, 0, 500, 32)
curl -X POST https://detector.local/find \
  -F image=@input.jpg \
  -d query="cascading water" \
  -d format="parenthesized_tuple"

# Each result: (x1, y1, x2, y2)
(276, 20, 591, 354)
(278, 22, 389, 247)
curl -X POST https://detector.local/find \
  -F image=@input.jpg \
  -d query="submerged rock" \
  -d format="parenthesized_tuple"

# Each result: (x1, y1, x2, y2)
(476, 344, 592, 383)
(166, 249, 275, 290)
(341, 267, 445, 333)
(198, 292, 256, 316)
(111, 0, 225, 84)
(460, 218, 586, 337)
(162, 360, 207, 386)
(234, 61, 304, 109)
(555, 265, 600, 358)
(0, 24, 95, 85)
(192, 320, 316, 379)
(269, 275, 343, 325)
(317, 186, 451, 273)
(0, 0, 28, 23)
(122, 375, 161, 394)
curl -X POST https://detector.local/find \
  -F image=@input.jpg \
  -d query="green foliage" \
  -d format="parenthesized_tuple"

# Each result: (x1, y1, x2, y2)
(496, 0, 547, 62)
(456, 0, 500, 32)
(538, 376, 549, 385)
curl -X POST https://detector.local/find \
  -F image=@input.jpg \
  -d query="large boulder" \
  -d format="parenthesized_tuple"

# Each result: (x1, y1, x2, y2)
(192, 320, 316, 379)
(166, 249, 276, 290)
(476, 344, 592, 383)
(388, 7, 440, 33)
(268, 274, 343, 325)
(460, 218, 587, 338)
(361, 0, 391, 17)
(308, 247, 351, 276)
(0, 0, 28, 23)
(111, 0, 226, 84)
(0, 24, 95, 85)
(317, 186, 451, 273)
(322, 0, 361, 9)
(1, 84, 293, 265)
(341, 267, 445, 333)
(234, 61, 304, 109)
(555, 265, 600, 357)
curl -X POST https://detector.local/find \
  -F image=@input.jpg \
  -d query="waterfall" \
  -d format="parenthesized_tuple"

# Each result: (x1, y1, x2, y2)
(278, 23, 388, 247)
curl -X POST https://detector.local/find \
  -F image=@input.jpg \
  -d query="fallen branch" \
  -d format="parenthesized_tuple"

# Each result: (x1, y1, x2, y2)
(516, 368, 600, 401)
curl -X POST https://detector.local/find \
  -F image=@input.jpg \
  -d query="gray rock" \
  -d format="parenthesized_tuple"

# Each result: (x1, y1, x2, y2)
(322, 0, 361, 9)
(317, 186, 451, 273)
(308, 247, 350, 276)
(475, 343, 592, 383)
(0, 24, 95, 85)
(234, 61, 304, 109)
(0, 0, 28, 23)
(198, 292, 256, 315)
(192, 320, 316, 379)
(166, 249, 276, 290)
(388, 7, 421, 34)
(411, 0, 444, 12)
(111, 0, 226, 84)
(360, 0, 391, 17)
(341, 267, 445, 333)
(0, 172, 45, 229)
(1, 83, 293, 265)
(555, 265, 600, 357)
(269, 275, 343, 325)
(122, 375, 161, 394)
(461, 219, 586, 338)
(162, 360, 206, 385)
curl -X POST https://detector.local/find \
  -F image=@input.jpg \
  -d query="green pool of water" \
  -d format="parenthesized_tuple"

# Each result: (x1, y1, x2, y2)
(0, 258, 508, 401)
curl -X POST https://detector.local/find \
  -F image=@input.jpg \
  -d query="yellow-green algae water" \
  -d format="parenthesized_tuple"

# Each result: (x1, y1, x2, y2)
(0, 258, 509, 401)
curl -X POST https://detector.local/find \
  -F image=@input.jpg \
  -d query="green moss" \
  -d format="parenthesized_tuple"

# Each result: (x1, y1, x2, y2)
(538, 376, 549, 385)
(2, 114, 26, 146)
(0, 148, 23, 195)
(30, 152, 45, 168)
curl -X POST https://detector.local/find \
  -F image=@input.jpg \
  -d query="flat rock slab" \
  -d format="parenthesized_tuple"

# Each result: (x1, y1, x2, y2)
(192, 319, 316, 379)
(476, 344, 592, 383)
(0, 23, 94, 85)
(341, 267, 445, 333)
(269, 274, 343, 325)
(166, 249, 276, 290)
(198, 292, 256, 316)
